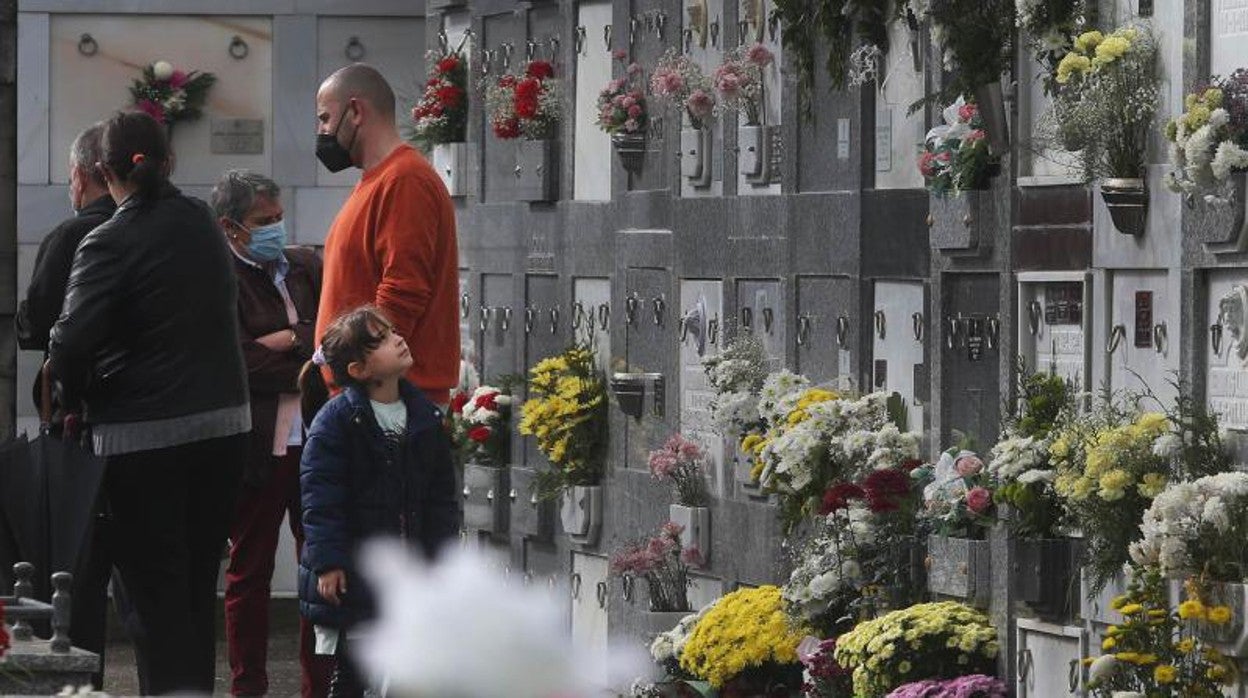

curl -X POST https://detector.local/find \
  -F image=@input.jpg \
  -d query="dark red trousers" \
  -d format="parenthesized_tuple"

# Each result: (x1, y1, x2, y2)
(225, 448, 334, 697)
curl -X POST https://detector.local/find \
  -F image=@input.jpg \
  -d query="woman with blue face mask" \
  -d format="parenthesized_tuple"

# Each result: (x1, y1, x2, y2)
(210, 169, 333, 698)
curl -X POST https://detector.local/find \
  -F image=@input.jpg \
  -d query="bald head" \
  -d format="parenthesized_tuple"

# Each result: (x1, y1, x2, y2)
(320, 63, 396, 119)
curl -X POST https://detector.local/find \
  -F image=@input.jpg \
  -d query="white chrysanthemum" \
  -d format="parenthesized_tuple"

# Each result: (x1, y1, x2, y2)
(1211, 141, 1248, 182)
(1017, 469, 1056, 485)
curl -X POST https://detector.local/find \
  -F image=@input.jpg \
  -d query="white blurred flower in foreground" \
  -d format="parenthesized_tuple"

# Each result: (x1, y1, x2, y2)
(357, 540, 644, 697)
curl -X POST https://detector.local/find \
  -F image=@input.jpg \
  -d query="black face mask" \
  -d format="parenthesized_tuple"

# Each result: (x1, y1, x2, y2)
(316, 105, 357, 173)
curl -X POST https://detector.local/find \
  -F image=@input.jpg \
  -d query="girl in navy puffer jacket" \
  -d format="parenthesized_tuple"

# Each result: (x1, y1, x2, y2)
(297, 306, 459, 697)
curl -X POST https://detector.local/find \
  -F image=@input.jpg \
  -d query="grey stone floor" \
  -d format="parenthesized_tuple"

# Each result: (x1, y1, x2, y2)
(100, 597, 305, 697)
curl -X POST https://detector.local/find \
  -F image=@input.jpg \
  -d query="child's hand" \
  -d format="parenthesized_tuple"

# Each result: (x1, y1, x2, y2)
(317, 569, 347, 605)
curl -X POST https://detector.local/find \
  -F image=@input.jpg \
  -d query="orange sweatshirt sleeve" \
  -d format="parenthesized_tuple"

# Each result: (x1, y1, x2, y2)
(372, 174, 442, 340)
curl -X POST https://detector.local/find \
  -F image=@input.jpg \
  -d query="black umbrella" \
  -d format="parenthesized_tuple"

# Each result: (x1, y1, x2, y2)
(0, 363, 105, 601)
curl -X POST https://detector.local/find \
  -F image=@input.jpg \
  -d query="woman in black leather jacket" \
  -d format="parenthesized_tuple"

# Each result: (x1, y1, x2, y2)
(48, 111, 251, 696)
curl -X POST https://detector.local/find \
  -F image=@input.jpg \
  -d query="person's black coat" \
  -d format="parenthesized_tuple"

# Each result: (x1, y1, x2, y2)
(47, 182, 249, 424)
(298, 380, 458, 629)
(16, 195, 116, 412)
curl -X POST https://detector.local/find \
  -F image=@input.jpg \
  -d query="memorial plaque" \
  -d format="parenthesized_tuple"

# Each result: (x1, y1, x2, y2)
(210, 118, 264, 155)
(837, 118, 850, 160)
(1212, 1, 1248, 90)
(874, 359, 888, 388)
(875, 108, 892, 172)
(1043, 282, 1082, 325)
(966, 317, 985, 362)
(1134, 291, 1153, 349)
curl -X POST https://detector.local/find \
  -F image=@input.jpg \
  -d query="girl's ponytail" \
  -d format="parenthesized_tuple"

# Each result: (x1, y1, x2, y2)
(299, 360, 330, 428)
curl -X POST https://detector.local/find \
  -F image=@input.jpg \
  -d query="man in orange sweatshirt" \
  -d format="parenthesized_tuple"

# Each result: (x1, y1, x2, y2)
(313, 63, 460, 407)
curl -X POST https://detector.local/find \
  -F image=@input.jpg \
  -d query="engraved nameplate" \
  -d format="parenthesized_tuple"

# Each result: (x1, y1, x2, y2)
(210, 118, 265, 155)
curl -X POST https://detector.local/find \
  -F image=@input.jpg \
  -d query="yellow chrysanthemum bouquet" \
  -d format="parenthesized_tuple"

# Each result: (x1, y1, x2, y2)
(832, 601, 999, 698)
(1049, 23, 1159, 179)
(678, 585, 806, 691)
(1052, 384, 1229, 593)
(1085, 567, 1234, 697)
(518, 343, 608, 500)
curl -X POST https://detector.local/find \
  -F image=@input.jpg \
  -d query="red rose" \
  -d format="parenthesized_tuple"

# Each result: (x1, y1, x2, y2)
(819, 482, 866, 515)
(473, 391, 499, 412)
(449, 392, 470, 414)
(437, 55, 460, 74)
(437, 84, 464, 108)
(525, 60, 555, 80)
(498, 74, 517, 88)
(467, 426, 492, 443)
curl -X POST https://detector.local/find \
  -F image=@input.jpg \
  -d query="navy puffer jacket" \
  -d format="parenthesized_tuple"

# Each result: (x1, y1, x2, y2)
(298, 380, 459, 628)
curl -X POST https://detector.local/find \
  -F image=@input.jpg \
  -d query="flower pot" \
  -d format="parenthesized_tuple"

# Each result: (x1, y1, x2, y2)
(973, 81, 1009, 156)
(432, 142, 470, 197)
(668, 504, 710, 566)
(560, 485, 602, 546)
(611, 131, 647, 173)
(926, 534, 991, 606)
(1080, 565, 1131, 626)
(680, 127, 713, 187)
(927, 190, 995, 256)
(640, 608, 689, 640)
(1189, 170, 1248, 254)
(514, 139, 557, 202)
(1014, 538, 1080, 622)
(462, 462, 509, 535)
(1100, 178, 1149, 237)
(508, 466, 553, 541)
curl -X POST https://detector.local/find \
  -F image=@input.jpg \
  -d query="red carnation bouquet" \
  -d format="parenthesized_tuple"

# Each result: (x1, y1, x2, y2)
(411, 50, 469, 148)
(448, 382, 514, 467)
(483, 59, 562, 140)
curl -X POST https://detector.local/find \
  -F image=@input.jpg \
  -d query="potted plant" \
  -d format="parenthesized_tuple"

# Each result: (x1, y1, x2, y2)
(713, 42, 778, 183)
(885, 675, 1007, 698)
(411, 49, 470, 196)
(1165, 71, 1248, 252)
(796, 636, 853, 698)
(834, 601, 999, 698)
(921, 97, 999, 255)
(677, 586, 806, 695)
(448, 382, 514, 534)
(483, 59, 562, 201)
(702, 333, 768, 489)
(597, 50, 650, 173)
(1082, 567, 1236, 696)
(989, 370, 1081, 620)
(920, 449, 995, 605)
(610, 521, 702, 645)
(1130, 471, 1248, 656)
(1049, 24, 1160, 236)
(517, 343, 607, 545)
(649, 48, 716, 187)
(647, 433, 711, 564)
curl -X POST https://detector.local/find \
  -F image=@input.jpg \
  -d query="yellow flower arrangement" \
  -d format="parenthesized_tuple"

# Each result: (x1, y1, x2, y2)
(1085, 568, 1233, 698)
(677, 585, 806, 689)
(518, 344, 607, 499)
(833, 601, 998, 698)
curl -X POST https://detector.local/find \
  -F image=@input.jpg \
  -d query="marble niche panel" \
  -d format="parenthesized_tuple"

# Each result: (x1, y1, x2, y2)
(49, 15, 274, 186)
(573, 0, 614, 201)
(872, 280, 926, 431)
(1105, 270, 1179, 408)
(678, 279, 726, 496)
(315, 16, 427, 187)
(1016, 272, 1091, 389)
(1205, 269, 1248, 434)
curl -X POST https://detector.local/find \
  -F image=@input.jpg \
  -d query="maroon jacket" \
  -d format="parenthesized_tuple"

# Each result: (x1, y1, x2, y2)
(234, 246, 322, 486)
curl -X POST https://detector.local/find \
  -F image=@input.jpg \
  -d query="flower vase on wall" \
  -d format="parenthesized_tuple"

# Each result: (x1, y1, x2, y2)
(560, 485, 602, 546)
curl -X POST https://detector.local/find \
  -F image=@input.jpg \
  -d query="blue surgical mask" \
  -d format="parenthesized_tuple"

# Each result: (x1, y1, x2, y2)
(245, 220, 287, 262)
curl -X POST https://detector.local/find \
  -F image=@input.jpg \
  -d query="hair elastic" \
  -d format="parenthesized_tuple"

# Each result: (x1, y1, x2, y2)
(131, 153, 146, 165)
(311, 345, 327, 366)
